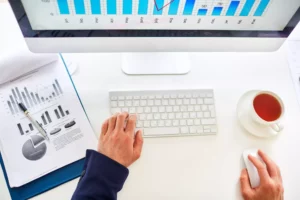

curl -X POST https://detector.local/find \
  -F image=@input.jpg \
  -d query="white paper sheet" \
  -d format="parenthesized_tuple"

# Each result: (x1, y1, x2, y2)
(0, 56, 97, 187)
(287, 40, 300, 107)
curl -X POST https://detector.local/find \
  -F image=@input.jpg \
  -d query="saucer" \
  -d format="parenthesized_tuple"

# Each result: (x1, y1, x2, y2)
(237, 90, 280, 138)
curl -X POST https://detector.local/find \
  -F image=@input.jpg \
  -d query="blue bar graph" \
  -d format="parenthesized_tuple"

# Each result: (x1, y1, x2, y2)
(153, 0, 164, 15)
(183, 0, 196, 15)
(212, 7, 223, 16)
(226, 1, 240, 16)
(254, 0, 270, 16)
(57, 0, 69, 14)
(240, 0, 255, 16)
(123, 0, 132, 14)
(197, 9, 207, 16)
(107, 0, 117, 14)
(74, 0, 85, 14)
(168, 0, 180, 15)
(138, 0, 148, 15)
(90, 0, 101, 14)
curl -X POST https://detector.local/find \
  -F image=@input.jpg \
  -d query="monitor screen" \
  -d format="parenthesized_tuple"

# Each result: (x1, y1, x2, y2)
(8, 0, 300, 38)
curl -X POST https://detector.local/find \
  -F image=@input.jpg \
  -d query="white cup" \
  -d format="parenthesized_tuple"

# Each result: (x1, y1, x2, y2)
(249, 91, 284, 135)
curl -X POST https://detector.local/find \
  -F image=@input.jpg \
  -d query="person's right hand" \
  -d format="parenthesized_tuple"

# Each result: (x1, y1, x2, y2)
(240, 150, 284, 200)
(97, 112, 144, 167)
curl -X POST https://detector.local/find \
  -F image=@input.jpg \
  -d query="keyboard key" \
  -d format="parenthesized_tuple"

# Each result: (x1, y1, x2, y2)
(169, 99, 176, 105)
(171, 94, 177, 99)
(197, 112, 203, 118)
(188, 105, 194, 112)
(125, 101, 132, 107)
(168, 113, 175, 119)
(158, 120, 165, 127)
(144, 127, 180, 136)
(161, 113, 168, 120)
(190, 99, 197, 105)
(201, 105, 208, 111)
(140, 100, 147, 106)
(126, 96, 133, 100)
(149, 95, 155, 99)
(133, 100, 140, 106)
(118, 96, 125, 100)
(172, 120, 179, 126)
(196, 126, 204, 133)
(192, 94, 199, 98)
(176, 99, 183, 105)
(190, 127, 197, 134)
(195, 105, 201, 111)
(156, 95, 162, 99)
(147, 114, 153, 120)
(137, 107, 143, 113)
(151, 121, 157, 127)
(144, 121, 150, 127)
(111, 96, 117, 101)
(144, 107, 151, 113)
(111, 108, 121, 114)
(136, 121, 143, 128)
(165, 120, 172, 127)
(163, 94, 170, 99)
(154, 113, 160, 120)
(178, 94, 184, 98)
(197, 98, 204, 104)
(204, 112, 210, 118)
(180, 120, 186, 126)
(211, 111, 216, 117)
(139, 114, 146, 120)
(118, 101, 125, 107)
(173, 106, 180, 112)
(176, 113, 182, 119)
(204, 98, 214, 104)
(187, 119, 194, 126)
(201, 118, 216, 125)
(162, 100, 169, 106)
(148, 100, 154, 106)
(200, 93, 206, 98)
(155, 100, 161, 106)
(111, 101, 117, 108)
(180, 106, 187, 112)
(207, 93, 213, 97)
(194, 119, 201, 125)
(152, 107, 158, 113)
(122, 108, 129, 112)
(183, 112, 189, 119)
(166, 106, 173, 112)
(159, 106, 165, 113)
(141, 95, 147, 99)
(204, 129, 211, 133)
(185, 94, 192, 98)
(134, 96, 140, 100)
(184, 99, 190, 105)
(190, 112, 196, 118)
(208, 105, 215, 110)
(181, 127, 189, 134)
(129, 107, 136, 113)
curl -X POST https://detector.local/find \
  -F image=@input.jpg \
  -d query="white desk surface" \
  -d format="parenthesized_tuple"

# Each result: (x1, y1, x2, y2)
(1, 2, 300, 200)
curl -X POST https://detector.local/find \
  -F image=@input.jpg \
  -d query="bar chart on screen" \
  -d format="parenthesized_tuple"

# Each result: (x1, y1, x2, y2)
(22, 0, 286, 30)
(55, 0, 271, 17)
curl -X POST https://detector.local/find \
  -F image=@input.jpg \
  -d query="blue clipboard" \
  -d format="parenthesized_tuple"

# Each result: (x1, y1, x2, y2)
(0, 54, 91, 200)
(0, 154, 84, 200)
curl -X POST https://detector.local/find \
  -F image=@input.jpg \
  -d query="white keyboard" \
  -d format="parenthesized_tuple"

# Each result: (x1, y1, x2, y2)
(109, 90, 217, 137)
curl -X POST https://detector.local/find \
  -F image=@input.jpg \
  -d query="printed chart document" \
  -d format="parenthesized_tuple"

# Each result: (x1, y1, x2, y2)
(287, 40, 300, 107)
(0, 55, 97, 187)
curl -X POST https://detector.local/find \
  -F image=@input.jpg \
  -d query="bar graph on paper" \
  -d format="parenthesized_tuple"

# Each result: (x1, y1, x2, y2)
(1, 79, 64, 116)
(55, 0, 271, 17)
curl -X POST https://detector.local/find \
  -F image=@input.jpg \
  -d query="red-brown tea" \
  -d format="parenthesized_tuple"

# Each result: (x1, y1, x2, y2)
(253, 94, 282, 122)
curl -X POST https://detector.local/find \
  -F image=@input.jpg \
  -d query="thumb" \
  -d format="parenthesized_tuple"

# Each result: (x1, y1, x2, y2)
(240, 168, 254, 198)
(133, 130, 144, 161)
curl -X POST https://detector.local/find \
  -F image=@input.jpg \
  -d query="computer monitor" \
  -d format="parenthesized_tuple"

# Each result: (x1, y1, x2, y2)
(8, 0, 300, 74)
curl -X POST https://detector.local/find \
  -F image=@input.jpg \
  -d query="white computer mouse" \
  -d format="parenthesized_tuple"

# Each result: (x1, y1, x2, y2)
(242, 149, 264, 188)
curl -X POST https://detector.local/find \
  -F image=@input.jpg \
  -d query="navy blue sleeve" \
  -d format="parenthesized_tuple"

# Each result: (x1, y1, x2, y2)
(72, 150, 129, 200)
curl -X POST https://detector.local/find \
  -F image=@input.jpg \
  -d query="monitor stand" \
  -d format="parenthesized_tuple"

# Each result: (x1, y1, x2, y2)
(122, 53, 191, 75)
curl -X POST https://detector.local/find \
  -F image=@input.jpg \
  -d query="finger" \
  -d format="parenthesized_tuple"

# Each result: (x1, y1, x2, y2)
(100, 119, 109, 140)
(125, 114, 137, 135)
(240, 169, 254, 198)
(248, 155, 270, 182)
(258, 150, 278, 178)
(107, 114, 118, 134)
(115, 112, 129, 132)
(133, 130, 144, 161)
(277, 164, 283, 182)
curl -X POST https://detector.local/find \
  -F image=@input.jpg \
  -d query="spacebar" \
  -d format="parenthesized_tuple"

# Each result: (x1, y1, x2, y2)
(144, 128, 180, 136)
